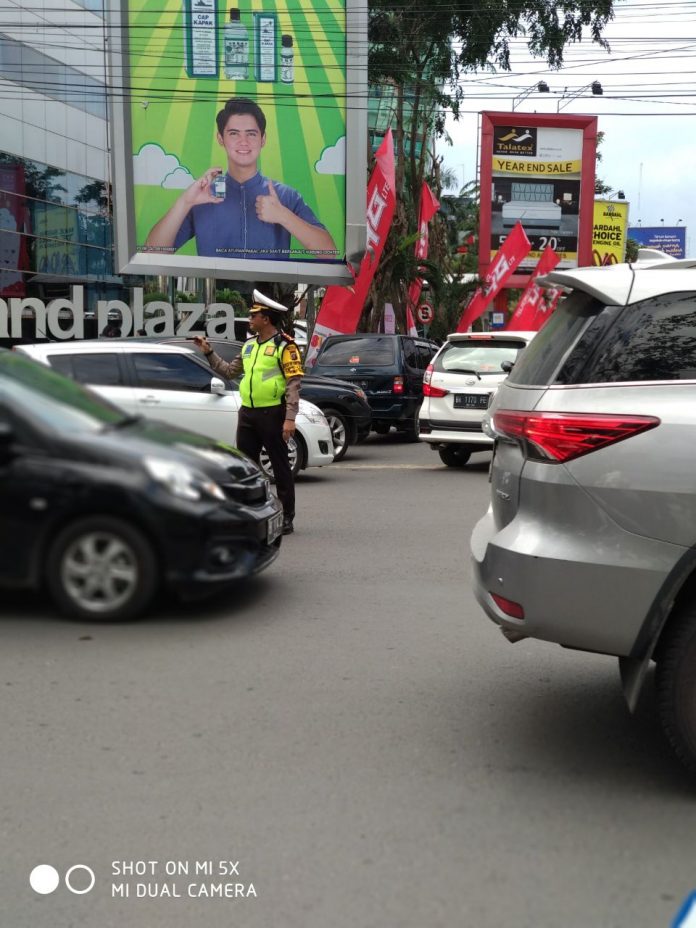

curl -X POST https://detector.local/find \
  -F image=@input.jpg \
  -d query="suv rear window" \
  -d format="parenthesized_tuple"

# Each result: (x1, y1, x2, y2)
(572, 291, 696, 383)
(318, 337, 395, 366)
(435, 340, 525, 376)
(506, 290, 603, 386)
(507, 289, 696, 386)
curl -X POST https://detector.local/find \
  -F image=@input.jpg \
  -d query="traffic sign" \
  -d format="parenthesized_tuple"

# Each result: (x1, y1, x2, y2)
(416, 302, 434, 325)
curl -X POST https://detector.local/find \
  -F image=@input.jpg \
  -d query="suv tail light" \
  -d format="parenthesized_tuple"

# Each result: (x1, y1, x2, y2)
(493, 410, 660, 463)
(393, 376, 404, 394)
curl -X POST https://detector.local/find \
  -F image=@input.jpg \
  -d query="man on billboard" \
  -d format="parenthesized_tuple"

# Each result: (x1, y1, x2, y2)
(145, 98, 337, 261)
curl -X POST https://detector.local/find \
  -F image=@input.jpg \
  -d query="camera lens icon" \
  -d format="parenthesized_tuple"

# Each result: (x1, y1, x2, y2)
(30, 864, 95, 895)
(29, 865, 60, 895)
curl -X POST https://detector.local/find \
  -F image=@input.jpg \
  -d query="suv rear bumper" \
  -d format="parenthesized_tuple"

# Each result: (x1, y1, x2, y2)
(471, 501, 686, 657)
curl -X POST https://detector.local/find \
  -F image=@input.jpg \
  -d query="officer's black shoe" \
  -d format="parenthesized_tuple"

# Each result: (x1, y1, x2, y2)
(282, 518, 294, 536)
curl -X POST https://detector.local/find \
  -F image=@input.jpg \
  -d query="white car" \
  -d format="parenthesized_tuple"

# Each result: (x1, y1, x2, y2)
(17, 341, 334, 478)
(418, 331, 536, 467)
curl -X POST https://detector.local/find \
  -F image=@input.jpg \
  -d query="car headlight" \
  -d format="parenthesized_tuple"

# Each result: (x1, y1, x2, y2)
(144, 456, 226, 502)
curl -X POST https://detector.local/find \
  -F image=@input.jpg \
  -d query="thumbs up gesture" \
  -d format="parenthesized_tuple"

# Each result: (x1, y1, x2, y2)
(256, 179, 287, 225)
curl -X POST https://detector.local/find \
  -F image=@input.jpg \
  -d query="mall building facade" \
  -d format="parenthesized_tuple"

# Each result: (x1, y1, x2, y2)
(0, 0, 130, 324)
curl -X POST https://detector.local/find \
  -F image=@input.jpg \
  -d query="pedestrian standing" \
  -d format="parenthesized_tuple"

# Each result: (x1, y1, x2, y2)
(193, 290, 303, 535)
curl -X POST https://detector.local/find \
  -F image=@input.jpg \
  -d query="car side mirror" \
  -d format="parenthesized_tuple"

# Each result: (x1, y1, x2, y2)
(210, 377, 227, 395)
(501, 360, 514, 374)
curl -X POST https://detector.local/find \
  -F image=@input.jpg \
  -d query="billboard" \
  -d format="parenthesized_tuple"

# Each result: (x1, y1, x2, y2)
(592, 200, 629, 266)
(108, 0, 367, 285)
(627, 226, 686, 259)
(479, 112, 597, 287)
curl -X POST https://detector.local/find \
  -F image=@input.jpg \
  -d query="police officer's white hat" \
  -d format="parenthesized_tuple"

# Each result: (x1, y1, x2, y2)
(249, 290, 288, 316)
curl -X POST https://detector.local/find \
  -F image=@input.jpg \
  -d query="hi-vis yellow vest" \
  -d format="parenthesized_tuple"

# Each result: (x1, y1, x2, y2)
(239, 336, 287, 408)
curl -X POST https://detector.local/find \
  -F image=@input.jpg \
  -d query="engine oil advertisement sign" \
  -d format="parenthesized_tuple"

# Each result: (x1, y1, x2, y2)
(592, 200, 629, 265)
(109, 0, 366, 284)
(490, 125, 583, 270)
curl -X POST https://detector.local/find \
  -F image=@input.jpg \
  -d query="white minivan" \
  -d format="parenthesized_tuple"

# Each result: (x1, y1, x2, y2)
(418, 331, 535, 467)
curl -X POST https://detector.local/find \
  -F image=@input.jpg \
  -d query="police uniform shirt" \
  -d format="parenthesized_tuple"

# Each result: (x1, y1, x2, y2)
(206, 334, 303, 419)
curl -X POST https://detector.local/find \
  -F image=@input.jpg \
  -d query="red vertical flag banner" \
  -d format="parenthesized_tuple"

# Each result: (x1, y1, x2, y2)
(530, 285, 563, 331)
(407, 182, 440, 318)
(506, 246, 560, 331)
(305, 131, 396, 367)
(456, 221, 531, 332)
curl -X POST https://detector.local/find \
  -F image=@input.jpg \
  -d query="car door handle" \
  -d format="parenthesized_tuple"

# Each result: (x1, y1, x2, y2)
(139, 395, 160, 405)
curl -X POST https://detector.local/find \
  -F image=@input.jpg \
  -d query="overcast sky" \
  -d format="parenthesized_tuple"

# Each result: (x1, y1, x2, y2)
(439, 0, 696, 254)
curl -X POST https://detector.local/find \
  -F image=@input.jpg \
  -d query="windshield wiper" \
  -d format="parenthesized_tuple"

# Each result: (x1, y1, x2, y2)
(445, 368, 481, 379)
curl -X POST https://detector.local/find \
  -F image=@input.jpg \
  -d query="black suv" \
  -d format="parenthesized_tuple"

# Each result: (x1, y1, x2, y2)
(0, 349, 282, 621)
(310, 334, 439, 438)
(157, 337, 371, 461)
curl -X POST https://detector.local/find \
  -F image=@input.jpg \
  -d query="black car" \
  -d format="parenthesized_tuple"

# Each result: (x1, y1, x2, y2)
(0, 349, 283, 621)
(310, 334, 439, 439)
(156, 337, 372, 461)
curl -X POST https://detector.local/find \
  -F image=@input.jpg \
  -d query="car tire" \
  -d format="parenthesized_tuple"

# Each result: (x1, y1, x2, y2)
(323, 406, 351, 462)
(373, 423, 390, 435)
(656, 604, 696, 773)
(46, 516, 158, 621)
(403, 406, 421, 442)
(260, 434, 304, 481)
(438, 446, 471, 468)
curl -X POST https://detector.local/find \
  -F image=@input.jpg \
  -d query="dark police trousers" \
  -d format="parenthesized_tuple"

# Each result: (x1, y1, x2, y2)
(236, 403, 295, 521)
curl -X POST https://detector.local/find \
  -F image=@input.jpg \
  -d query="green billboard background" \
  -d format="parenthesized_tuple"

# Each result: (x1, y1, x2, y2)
(128, 0, 346, 261)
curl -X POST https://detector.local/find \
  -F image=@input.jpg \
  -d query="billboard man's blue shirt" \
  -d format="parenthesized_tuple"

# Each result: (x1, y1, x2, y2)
(172, 172, 328, 261)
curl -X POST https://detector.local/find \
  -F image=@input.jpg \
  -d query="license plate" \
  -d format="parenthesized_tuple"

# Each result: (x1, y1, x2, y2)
(454, 393, 490, 409)
(267, 511, 283, 543)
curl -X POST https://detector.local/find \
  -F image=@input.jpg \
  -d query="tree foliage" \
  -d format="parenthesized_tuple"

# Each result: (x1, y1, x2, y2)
(360, 0, 615, 334)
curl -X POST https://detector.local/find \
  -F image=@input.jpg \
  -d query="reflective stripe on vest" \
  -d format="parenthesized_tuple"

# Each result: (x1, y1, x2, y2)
(239, 337, 286, 408)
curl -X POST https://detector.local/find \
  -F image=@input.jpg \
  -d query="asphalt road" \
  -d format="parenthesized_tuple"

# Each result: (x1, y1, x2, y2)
(2, 434, 696, 928)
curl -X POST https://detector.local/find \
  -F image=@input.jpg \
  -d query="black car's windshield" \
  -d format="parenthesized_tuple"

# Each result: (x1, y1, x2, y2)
(0, 351, 125, 433)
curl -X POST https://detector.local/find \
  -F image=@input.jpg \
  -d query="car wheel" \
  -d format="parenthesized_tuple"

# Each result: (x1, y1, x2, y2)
(323, 407, 351, 462)
(46, 516, 158, 621)
(656, 604, 696, 773)
(260, 435, 303, 481)
(438, 446, 471, 468)
(403, 405, 421, 442)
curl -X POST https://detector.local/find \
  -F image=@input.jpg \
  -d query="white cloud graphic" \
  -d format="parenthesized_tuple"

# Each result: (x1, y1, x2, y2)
(315, 136, 346, 175)
(162, 166, 196, 189)
(133, 143, 194, 188)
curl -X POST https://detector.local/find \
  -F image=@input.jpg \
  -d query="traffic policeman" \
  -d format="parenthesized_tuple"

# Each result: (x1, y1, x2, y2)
(194, 290, 303, 535)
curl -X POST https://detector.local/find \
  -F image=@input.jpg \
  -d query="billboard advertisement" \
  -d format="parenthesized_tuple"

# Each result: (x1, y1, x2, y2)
(592, 200, 629, 266)
(479, 112, 597, 287)
(108, 0, 367, 285)
(627, 226, 686, 259)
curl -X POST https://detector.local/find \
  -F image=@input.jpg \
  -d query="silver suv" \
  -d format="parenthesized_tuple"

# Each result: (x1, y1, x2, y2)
(471, 253, 696, 772)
